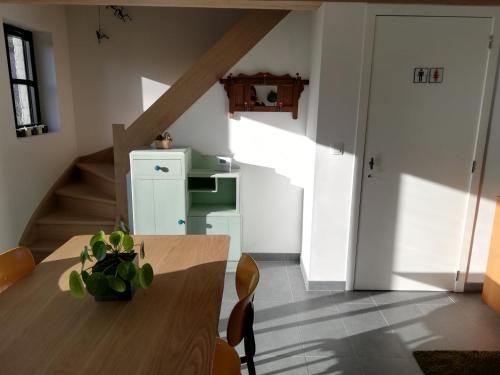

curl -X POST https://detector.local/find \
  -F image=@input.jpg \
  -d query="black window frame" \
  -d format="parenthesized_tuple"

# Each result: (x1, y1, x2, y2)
(3, 23, 41, 129)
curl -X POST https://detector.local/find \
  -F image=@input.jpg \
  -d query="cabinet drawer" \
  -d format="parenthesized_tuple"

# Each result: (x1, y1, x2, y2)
(132, 159, 183, 179)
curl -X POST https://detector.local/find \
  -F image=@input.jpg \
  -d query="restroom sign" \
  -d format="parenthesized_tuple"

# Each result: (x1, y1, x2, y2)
(429, 68, 444, 83)
(413, 68, 429, 83)
(413, 67, 444, 84)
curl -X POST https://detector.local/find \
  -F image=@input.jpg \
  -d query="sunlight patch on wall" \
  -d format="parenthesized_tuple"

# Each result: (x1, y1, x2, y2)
(141, 77, 170, 111)
(228, 116, 315, 188)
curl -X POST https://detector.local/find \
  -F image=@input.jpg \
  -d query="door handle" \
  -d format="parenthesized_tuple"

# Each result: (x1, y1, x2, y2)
(177, 219, 185, 225)
(368, 157, 374, 178)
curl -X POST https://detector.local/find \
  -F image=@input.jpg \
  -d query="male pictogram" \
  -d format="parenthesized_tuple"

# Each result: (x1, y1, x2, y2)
(413, 68, 429, 83)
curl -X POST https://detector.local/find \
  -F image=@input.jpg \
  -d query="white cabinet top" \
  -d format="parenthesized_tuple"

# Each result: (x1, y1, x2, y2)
(130, 148, 191, 160)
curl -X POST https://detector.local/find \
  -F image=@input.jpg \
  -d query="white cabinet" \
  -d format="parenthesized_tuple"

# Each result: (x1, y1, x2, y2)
(130, 148, 191, 235)
(130, 148, 241, 271)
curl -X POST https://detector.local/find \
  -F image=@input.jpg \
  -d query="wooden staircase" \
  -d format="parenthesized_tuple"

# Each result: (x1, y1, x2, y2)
(18, 10, 289, 262)
(20, 149, 116, 263)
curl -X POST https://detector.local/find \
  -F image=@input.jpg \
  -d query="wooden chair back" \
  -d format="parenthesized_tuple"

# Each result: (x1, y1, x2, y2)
(212, 337, 241, 375)
(0, 246, 35, 292)
(227, 254, 259, 347)
(235, 254, 260, 301)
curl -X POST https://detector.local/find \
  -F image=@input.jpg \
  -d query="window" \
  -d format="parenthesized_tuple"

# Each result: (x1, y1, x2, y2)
(3, 24, 41, 129)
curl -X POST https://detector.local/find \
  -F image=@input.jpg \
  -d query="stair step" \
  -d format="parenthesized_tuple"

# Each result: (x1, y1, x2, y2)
(29, 239, 66, 264)
(55, 183, 116, 204)
(38, 210, 115, 226)
(29, 239, 66, 255)
(76, 162, 115, 183)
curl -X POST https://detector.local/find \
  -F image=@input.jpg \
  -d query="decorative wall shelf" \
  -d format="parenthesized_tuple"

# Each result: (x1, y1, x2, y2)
(219, 72, 309, 119)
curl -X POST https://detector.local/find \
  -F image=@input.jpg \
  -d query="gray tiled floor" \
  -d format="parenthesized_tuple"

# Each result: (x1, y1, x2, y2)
(219, 261, 500, 375)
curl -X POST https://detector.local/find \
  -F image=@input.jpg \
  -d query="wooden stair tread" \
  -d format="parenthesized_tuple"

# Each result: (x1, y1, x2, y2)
(55, 182, 116, 204)
(76, 162, 115, 183)
(38, 210, 115, 226)
(29, 239, 66, 255)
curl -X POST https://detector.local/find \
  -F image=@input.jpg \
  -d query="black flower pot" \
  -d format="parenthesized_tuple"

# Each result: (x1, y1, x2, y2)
(92, 253, 138, 302)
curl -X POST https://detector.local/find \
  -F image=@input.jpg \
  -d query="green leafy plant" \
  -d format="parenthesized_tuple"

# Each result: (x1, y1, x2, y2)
(69, 227, 153, 299)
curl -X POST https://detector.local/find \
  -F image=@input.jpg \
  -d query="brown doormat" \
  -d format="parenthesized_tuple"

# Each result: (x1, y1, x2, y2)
(414, 351, 500, 375)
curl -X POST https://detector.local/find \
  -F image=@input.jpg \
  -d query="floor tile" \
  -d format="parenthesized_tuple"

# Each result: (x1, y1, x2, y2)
(379, 303, 424, 326)
(416, 303, 500, 351)
(306, 356, 363, 375)
(348, 331, 409, 359)
(338, 303, 388, 335)
(242, 355, 308, 375)
(218, 261, 500, 375)
(286, 263, 333, 301)
(255, 261, 294, 302)
(371, 291, 454, 306)
(359, 357, 423, 375)
(332, 291, 375, 305)
(252, 300, 304, 360)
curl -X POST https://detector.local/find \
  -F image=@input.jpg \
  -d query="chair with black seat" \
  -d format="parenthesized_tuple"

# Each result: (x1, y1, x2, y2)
(225, 254, 260, 375)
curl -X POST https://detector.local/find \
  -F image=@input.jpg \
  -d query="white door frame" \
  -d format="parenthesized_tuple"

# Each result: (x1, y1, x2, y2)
(346, 4, 500, 292)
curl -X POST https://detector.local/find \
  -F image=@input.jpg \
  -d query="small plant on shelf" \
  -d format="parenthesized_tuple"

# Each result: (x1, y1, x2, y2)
(69, 226, 154, 301)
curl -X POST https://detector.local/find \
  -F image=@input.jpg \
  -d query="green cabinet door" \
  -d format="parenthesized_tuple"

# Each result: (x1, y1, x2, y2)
(132, 179, 155, 235)
(154, 179, 187, 235)
(187, 215, 241, 262)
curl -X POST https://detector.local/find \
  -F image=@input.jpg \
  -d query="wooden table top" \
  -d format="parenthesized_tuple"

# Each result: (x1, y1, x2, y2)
(0, 235, 230, 375)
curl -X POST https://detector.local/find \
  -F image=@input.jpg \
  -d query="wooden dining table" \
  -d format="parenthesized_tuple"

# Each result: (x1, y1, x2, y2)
(0, 234, 230, 375)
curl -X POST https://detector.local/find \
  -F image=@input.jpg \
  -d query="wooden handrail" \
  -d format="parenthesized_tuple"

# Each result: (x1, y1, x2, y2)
(113, 9, 290, 220)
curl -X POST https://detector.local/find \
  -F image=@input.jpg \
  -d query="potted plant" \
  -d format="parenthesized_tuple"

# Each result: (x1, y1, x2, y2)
(69, 229, 154, 301)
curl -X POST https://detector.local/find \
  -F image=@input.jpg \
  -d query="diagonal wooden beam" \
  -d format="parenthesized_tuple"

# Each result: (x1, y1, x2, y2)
(113, 9, 289, 220)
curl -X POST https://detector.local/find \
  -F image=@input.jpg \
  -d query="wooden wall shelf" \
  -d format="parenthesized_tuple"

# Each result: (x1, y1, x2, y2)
(219, 72, 309, 119)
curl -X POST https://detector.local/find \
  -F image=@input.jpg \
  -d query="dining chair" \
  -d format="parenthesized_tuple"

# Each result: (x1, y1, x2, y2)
(224, 254, 260, 375)
(212, 337, 241, 375)
(0, 246, 35, 292)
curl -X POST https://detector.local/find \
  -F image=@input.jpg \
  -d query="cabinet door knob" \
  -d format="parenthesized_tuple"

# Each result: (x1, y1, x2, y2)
(154, 165, 169, 172)
(178, 219, 186, 225)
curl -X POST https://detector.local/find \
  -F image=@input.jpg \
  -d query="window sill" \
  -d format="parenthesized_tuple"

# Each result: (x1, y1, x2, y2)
(16, 124, 48, 138)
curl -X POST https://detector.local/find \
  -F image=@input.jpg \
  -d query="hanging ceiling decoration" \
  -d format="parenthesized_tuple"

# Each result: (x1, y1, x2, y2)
(96, 6, 109, 44)
(95, 6, 132, 44)
(106, 6, 132, 22)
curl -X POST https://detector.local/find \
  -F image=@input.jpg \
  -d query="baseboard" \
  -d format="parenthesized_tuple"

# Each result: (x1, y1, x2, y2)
(246, 252, 300, 261)
(464, 282, 483, 293)
(300, 259, 346, 291)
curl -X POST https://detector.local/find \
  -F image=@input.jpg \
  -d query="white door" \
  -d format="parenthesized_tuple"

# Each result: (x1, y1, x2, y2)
(355, 16, 493, 291)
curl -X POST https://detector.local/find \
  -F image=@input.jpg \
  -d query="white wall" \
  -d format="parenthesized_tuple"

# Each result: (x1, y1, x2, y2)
(169, 11, 312, 254)
(301, 7, 324, 277)
(303, 2, 500, 287)
(66, 6, 242, 156)
(302, 3, 366, 285)
(0, 4, 78, 251)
